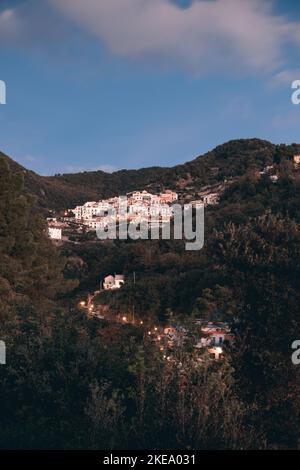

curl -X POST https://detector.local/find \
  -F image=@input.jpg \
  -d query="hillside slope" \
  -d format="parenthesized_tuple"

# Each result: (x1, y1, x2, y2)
(1, 138, 299, 210)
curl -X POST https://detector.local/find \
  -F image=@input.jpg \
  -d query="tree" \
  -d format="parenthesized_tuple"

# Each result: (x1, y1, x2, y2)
(209, 213, 300, 447)
(0, 157, 76, 320)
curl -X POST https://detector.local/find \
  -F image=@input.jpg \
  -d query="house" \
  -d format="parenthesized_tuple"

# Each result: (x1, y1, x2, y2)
(73, 206, 82, 220)
(203, 193, 219, 206)
(115, 274, 125, 288)
(201, 327, 226, 346)
(159, 190, 178, 204)
(89, 216, 114, 230)
(208, 346, 224, 360)
(128, 190, 153, 202)
(259, 165, 274, 176)
(103, 274, 125, 290)
(293, 155, 300, 165)
(48, 227, 62, 240)
(195, 322, 233, 360)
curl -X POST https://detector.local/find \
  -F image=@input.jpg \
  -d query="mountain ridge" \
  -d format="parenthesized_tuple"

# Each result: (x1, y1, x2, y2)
(1, 138, 299, 210)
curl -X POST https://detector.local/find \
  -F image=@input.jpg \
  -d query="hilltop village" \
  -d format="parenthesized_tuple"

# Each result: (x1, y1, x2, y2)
(44, 154, 300, 363)
(47, 187, 220, 241)
(46, 154, 289, 242)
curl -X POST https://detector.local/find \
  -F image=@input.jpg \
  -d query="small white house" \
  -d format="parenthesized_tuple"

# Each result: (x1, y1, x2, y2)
(294, 155, 300, 165)
(48, 227, 62, 240)
(103, 274, 125, 290)
(114, 274, 125, 288)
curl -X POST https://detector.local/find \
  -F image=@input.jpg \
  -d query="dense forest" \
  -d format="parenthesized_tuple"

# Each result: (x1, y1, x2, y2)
(0, 139, 299, 449)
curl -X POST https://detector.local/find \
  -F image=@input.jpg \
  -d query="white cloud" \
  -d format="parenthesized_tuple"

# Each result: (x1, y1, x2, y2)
(49, 0, 300, 75)
(0, 1, 71, 47)
(0, 8, 20, 40)
(2, 0, 300, 77)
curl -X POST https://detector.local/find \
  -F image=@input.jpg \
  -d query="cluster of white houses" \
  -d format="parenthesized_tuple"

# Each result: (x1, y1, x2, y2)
(71, 189, 223, 232)
(72, 190, 179, 231)
(47, 154, 300, 241)
(47, 187, 220, 240)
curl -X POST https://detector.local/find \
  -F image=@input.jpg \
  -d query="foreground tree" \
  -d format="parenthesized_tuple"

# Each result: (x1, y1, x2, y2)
(0, 157, 76, 321)
(209, 213, 300, 448)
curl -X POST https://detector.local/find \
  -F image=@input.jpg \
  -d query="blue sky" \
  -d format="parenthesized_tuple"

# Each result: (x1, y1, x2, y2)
(1, 0, 300, 175)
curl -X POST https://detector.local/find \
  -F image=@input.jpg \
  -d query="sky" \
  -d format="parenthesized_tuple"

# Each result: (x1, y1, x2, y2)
(1, 0, 300, 175)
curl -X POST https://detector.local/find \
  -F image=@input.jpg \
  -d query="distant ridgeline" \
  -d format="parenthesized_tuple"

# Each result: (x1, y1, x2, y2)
(1, 138, 300, 211)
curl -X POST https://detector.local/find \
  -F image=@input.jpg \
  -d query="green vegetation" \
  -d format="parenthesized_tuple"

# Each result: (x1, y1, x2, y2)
(0, 138, 300, 449)
(3, 138, 299, 210)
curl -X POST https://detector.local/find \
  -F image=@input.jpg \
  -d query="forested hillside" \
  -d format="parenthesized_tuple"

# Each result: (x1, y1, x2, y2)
(2, 138, 300, 210)
(0, 139, 300, 449)
(0, 154, 253, 449)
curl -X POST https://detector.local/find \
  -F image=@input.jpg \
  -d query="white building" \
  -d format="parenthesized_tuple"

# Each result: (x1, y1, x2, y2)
(48, 227, 62, 240)
(103, 274, 125, 290)
(294, 155, 300, 165)
(72, 189, 178, 229)
(128, 190, 153, 202)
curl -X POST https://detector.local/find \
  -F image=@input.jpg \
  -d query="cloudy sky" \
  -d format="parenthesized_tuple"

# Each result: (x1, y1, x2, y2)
(0, 0, 300, 174)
